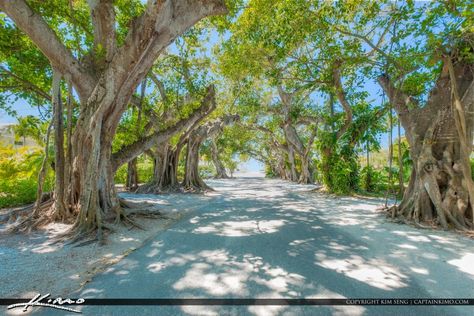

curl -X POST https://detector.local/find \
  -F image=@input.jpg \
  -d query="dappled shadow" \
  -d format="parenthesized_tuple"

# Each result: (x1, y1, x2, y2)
(33, 178, 474, 316)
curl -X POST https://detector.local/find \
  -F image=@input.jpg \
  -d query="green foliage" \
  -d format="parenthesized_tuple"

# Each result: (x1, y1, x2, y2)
(12, 116, 45, 145)
(0, 145, 53, 208)
(317, 133, 359, 195)
(114, 157, 154, 185)
(471, 158, 474, 180)
(359, 165, 383, 193)
(199, 164, 215, 179)
(264, 164, 277, 178)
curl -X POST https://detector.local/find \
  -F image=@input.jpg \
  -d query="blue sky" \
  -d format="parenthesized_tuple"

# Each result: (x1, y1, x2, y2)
(0, 4, 406, 153)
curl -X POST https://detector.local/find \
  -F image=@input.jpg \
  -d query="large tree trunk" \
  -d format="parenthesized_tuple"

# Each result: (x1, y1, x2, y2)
(159, 146, 182, 191)
(183, 135, 212, 191)
(134, 87, 218, 194)
(51, 70, 69, 221)
(277, 155, 288, 179)
(0, 0, 227, 240)
(183, 115, 239, 191)
(136, 143, 182, 193)
(210, 139, 229, 178)
(126, 158, 139, 192)
(287, 146, 299, 182)
(278, 85, 317, 184)
(379, 57, 474, 230)
(299, 153, 313, 184)
(67, 110, 121, 238)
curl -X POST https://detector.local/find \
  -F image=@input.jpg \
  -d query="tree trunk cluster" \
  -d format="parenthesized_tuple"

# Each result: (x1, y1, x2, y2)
(210, 139, 230, 179)
(0, 0, 227, 239)
(139, 114, 239, 193)
(379, 56, 474, 230)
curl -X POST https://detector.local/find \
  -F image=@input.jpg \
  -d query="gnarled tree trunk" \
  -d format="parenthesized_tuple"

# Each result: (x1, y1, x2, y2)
(277, 85, 317, 184)
(210, 139, 229, 178)
(183, 115, 239, 191)
(379, 57, 474, 230)
(160, 145, 182, 191)
(183, 134, 212, 191)
(134, 87, 217, 193)
(299, 153, 313, 184)
(283, 122, 317, 184)
(126, 158, 139, 192)
(1, 0, 227, 239)
(286, 145, 299, 182)
(137, 143, 182, 193)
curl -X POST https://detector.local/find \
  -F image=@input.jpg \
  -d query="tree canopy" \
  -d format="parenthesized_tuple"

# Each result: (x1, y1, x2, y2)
(0, 0, 473, 238)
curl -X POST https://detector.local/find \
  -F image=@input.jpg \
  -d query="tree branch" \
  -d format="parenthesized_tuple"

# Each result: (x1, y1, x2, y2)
(111, 85, 216, 170)
(332, 63, 353, 139)
(334, 25, 403, 70)
(0, 66, 51, 101)
(87, 0, 116, 62)
(377, 74, 416, 129)
(296, 115, 319, 126)
(0, 0, 95, 101)
(105, 0, 227, 121)
(149, 73, 168, 103)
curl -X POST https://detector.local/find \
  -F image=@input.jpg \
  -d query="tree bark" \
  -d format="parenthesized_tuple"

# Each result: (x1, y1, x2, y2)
(210, 139, 229, 178)
(277, 85, 316, 184)
(183, 134, 212, 191)
(126, 158, 139, 191)
(183, 115, 239, 191)
(379, 57, 474, 230)
(51, 69, 68, 221)
(397, 120, 404, 196)
(286, 145, 299, 182)
(0, 0, 228, 238)
(111, 85, 216, 171)
(299, 153, 312, 184)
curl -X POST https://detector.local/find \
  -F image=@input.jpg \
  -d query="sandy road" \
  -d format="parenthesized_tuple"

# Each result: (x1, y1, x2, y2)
(31, 177, 474, 316)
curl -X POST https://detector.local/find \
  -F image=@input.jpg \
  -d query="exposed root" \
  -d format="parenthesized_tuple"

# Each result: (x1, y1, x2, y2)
(136, 181, 213, 194)
(382, 203, 472, 232)
(4, 199, 55, 234)
(117, 197, 167, 230)
(135, 182, 182, 194)
(181, 184, 214, 193)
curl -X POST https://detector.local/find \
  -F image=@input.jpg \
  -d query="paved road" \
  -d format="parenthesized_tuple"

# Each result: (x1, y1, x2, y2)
(34, 178, 474, 315)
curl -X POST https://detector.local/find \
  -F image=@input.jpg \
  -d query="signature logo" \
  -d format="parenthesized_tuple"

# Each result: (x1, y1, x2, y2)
(7, 293, 85, 313)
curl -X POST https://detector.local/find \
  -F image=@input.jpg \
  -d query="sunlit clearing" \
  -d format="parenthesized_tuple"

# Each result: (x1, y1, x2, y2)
(193, 220, 286, 236)
(315, 253, 407, 290)
(448, 254, 474, 276)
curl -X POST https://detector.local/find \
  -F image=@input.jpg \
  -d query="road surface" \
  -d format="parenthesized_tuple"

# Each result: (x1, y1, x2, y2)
(34, 178, 474, 315)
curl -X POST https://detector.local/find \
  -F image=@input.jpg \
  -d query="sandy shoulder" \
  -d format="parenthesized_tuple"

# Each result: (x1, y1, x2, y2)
(0, 191, 214, 298)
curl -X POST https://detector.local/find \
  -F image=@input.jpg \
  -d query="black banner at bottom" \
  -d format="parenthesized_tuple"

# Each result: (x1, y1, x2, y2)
(1, 298, 474, 306)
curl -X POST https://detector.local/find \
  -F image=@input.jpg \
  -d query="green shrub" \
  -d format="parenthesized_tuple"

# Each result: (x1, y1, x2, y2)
(114, 159, 154, 184)
(0, 145, 53, 208)
(319, 150, 359, 195)
(471, 158, 474, 180)
(199, 164, 215, 179)
(359, 165, 384, 192)
(0, 178, 39, 208)
(114, 164, 128, 184)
